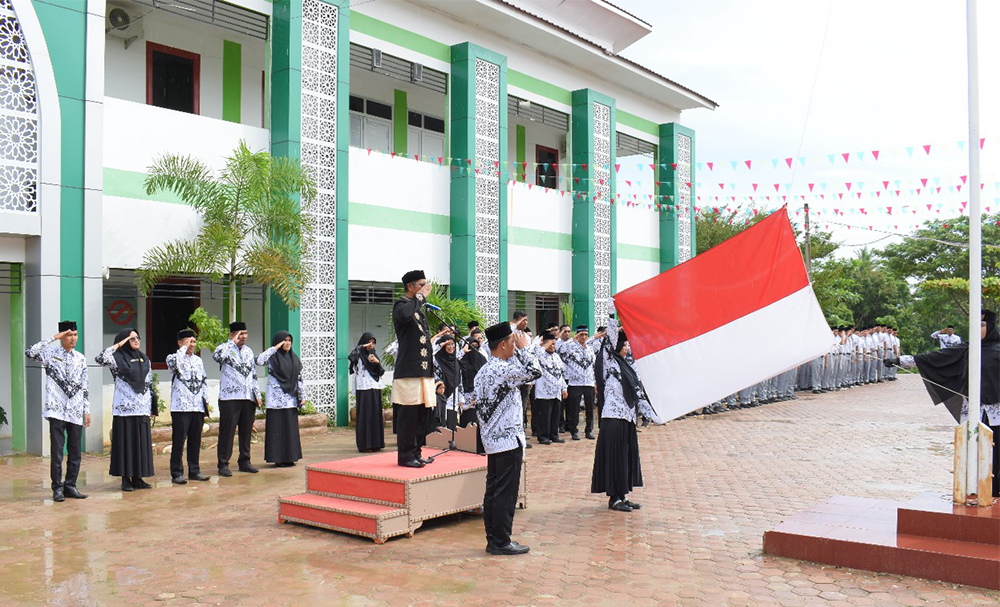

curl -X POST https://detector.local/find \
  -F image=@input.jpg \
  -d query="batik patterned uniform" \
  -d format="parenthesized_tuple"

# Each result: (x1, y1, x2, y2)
(165, 348, 208, 413)
(257, 347, 306, 409)
(474, 347, 542, 454)
(533, 346, 567, 401)
(597, 311, 659, 425)
(558, 338, 597, 387)
(96, 346, 155, 416)
(213, 341, 261, 402)
(25, 339, 89, 424)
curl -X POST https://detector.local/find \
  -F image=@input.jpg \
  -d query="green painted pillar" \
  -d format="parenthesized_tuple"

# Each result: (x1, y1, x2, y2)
(222, 40, 242, 123)
(393, 89, 407, 156)
(449, 43, 508, 323)
(515, 124, 525, 183)
(658, 123, 696, 270)
(272, 0, 350, 424)
(9, 264, 25, 452)
(570, 89, 616, 330)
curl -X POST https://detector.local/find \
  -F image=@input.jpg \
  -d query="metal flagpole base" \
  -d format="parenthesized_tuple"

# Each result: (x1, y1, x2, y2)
(954, 421, 995, 506)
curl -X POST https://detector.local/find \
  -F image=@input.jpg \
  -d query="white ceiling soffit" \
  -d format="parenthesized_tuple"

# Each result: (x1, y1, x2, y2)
(501, 0, 652, 53)
(407, 0, 717, 112)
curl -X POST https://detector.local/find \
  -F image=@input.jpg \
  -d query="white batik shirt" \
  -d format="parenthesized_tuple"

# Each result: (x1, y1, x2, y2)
(355, 365, 383, 392)
(558, 337, 598, 387)
(931, 331, 963, 349)
(25, 340, 90, 425)
(533, 345, 567, 400)
(213, 340, 261, 402)
(165, 347, 208, 413)
(95, 347, 154, 417)
(599, 302, 661, 424)
(474, 347, 542, 454)
(256, 346, 305, 410)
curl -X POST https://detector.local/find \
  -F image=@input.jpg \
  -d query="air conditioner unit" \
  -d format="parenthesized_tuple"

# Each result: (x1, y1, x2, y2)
(106, 7, 143, 49)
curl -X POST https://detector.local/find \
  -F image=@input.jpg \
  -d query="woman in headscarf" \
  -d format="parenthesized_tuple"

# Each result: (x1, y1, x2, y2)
(349, 332, 385, 452)
(459, 331, 487, 453)
(433, 334, 464, 432)
(96, 328, 157, 492)
(591, 300, 662, 512)
(256, 331, 305, 467)
(893, 310, 1000, 498)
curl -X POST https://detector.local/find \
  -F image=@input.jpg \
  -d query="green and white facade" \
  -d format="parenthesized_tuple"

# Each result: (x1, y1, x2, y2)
(0, 0, 714, 455)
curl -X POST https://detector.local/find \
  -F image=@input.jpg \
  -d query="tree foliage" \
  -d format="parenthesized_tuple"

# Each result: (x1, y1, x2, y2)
(136, 140, 317, 319)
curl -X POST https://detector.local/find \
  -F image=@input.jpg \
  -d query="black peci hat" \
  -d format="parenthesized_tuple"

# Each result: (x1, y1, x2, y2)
(540, 332, 556, 343)
(229, 321, 247, 332)
(402, 270, 425, 285)
(58, 320, 77, 332)
(177, 328, 196, 341)
(575, 325, 588, 333)
(485, 322, 512, 345)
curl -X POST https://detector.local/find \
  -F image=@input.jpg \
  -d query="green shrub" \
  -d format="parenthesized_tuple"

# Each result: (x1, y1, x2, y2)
(188, 306, 229, 354)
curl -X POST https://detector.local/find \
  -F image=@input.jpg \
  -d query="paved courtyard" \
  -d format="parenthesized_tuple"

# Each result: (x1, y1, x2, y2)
(1, 373, 998, 607)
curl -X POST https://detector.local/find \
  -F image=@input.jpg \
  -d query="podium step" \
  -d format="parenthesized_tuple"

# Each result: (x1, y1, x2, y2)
(278, 493, 411, 543)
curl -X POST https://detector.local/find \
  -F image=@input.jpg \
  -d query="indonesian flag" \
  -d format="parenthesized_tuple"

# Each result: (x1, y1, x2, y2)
(615, 207, 832, 420)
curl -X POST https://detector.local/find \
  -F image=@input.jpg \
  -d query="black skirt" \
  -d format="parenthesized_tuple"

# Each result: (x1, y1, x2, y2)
(590, 417, 642, 497)
(264, 408, 302, 464)
(109, 415, 154, 478)
(355, 389, 385, 452)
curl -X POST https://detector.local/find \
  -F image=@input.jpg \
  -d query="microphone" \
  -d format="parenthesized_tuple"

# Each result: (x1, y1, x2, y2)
(424, 302, 442, 311)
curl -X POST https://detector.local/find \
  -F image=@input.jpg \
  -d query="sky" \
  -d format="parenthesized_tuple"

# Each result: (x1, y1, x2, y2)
(613, 0, 999, 253)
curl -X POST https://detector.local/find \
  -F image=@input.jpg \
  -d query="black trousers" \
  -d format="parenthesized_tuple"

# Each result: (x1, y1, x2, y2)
(217, 400, 256, 469)
(171, 412, 204, 478)
(483, 445, 523, 547)
(395, 405, 428, 464)
(48, 418, 83, 491)
(519, 385, 530, 428)
(565, 385, 595, 435)
(535, 398, 561, 442)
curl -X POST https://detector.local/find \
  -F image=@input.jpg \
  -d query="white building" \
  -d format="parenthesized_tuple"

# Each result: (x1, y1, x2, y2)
(0, 0, 715, 455)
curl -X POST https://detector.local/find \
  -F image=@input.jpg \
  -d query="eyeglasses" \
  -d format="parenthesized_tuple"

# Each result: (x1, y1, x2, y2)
(129, 336, 141, 342)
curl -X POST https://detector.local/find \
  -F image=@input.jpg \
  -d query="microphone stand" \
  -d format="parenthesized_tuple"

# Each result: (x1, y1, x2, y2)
(422, 305, 472, 461)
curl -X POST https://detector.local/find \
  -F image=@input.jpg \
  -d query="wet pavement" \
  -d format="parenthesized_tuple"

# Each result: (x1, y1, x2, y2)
(1, 374, 998, 607)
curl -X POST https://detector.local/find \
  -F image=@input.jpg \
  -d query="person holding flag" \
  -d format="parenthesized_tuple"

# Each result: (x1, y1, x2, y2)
(591, 299, 662, 513)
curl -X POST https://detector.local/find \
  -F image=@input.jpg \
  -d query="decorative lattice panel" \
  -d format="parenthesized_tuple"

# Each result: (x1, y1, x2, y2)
(474, 58, 501, 323)
(677, 133, 692, 263)
(592, 102, 612, 328)
(299, 0, 338, 419)
(0, 0, 36, 213)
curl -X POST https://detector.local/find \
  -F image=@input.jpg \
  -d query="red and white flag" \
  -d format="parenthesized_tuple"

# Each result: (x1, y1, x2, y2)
(615, 207, 833, 420)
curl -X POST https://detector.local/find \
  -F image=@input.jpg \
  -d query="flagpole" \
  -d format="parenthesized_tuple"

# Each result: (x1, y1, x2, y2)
(964, 0, 983, 503)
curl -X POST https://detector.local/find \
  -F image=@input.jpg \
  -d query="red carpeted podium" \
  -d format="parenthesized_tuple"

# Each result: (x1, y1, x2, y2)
(764, 493, 1000, 590)
(278, 447, 527, 543)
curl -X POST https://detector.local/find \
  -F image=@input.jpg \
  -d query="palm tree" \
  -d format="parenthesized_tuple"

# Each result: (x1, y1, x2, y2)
(136, 140, 317, 319)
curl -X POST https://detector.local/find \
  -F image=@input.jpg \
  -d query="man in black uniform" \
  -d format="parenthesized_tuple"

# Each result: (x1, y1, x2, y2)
(392, 270, 442, 468)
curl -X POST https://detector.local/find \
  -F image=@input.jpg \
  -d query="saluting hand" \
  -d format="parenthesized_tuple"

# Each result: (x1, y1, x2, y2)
(53, 330, 71, 341)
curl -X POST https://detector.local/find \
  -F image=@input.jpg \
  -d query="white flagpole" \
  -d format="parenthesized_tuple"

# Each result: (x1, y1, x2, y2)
(965, 0, 983, 501)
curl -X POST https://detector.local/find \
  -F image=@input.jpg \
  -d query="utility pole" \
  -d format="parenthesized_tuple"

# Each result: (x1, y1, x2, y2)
(803, 203, 812, 279)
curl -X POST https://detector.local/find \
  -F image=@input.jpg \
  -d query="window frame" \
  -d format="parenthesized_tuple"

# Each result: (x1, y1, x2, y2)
(146, 41, 201, 115)
(535, 144, 559, 189)
(145, 278, 202, 370)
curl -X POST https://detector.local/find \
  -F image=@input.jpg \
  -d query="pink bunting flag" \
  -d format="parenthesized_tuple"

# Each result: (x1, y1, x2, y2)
(842, 153, 850, 163)
(872, 150, 880, 160)
(785, 158, 793, 168)
(923, 145, 931, 155)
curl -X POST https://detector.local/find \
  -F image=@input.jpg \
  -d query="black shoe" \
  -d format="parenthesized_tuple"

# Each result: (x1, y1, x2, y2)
(134, 478, 152, 489)
(172, 476, 188, 485)
(188, 473, 210, 481)
(121, 480, 134, 492)
(487, 542, 530, 556)
(525, 443, 532, 449)
(812, 390, 822, 394)
(538, 438, 552, 445)
(571, 434, 580, 441)
(218, 467, 233, 477)
(609, 499, 632, 512)
(551, 437, 565, 444)
(624, 499, 641, 510)
(63, 486, 87, 499)
(417, 457, 433, 465)
(52, 488, 65, 502)
(585, 432, 595, 440)
(400, 460, 425, 468)
(238, 464, 259, 473)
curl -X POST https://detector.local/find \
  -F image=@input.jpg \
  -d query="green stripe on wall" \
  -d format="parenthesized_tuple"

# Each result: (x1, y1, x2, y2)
(515, 124, 525, 182)
(617, 243, 659, 262)
(104, 168, 185, 204)
(350, 201, 450, 234)
(508, 69, 572, 106)
(350, 12, 450, 62)
(509, 227, 571, 251)
(617, 110, 658, 137)
(222, 40, 242, 123)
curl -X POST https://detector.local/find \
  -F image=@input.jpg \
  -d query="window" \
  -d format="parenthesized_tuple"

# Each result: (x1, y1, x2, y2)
(406, 110, 446, 158)
(145, 280, 200, 368)
(536, 145, 558, 189)
(349, 95, 393, 153)
(146, 42, 200, 114)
